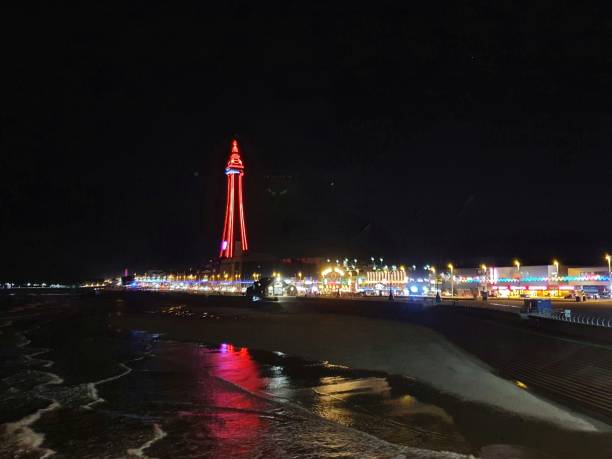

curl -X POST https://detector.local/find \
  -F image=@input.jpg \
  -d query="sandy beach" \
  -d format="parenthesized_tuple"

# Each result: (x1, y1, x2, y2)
(111, 299, 609, 434)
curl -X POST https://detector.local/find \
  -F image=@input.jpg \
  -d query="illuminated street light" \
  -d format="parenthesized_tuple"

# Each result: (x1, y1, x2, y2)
(480, 264, 488, 294)
(606, 254, 611, 294)
(514, 260, 520, 272)
(553, 260, 559, 278)
(429, 266, 437, 294)
(447, 263, 454, 297)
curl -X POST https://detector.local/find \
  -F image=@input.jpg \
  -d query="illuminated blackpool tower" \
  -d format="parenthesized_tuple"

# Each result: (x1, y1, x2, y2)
(219, 139, 249, 258)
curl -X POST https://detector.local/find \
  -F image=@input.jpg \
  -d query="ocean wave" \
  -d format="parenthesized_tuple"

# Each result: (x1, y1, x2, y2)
(1, 400, 61, 459)
(126, 423, 167, 459)
(0, 330, 64, 459)
(25, 348, 55, 368)
(0, 370, 63, 458)
(16, 335, 31, 348)
(0, 320, 12, 335)
(83, 363, 133, 409)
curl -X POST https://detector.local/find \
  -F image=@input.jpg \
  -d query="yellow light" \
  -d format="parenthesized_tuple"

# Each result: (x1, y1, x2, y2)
(514, 260, 520, 269)
(481, 264, 487, 271)
(321, 268, 332, 276)
(333, 267, 345, 276)
(515, 380, 528, 389)
(606, 254, 611, 262)
(400, 265, 405, 271)
(447, 263, 453, 271)
(430, 266, 436, 274)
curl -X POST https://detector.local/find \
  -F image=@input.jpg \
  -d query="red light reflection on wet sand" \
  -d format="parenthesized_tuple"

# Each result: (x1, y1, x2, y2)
(188, 343, 269, 457)
(216, 343, 264, 394)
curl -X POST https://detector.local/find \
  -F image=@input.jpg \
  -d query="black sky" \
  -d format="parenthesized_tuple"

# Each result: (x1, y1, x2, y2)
(2, 1, 612, 281)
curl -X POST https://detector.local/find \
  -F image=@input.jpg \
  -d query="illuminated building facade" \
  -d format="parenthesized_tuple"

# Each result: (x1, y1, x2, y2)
(220, 139, 249, 259)
(451, 265, 611, 298)
(365, 268, 407, 294)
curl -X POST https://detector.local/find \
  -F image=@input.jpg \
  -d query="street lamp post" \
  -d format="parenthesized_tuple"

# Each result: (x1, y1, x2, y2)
(430, 266, 439, 301)
(553, 259, 559, 296)
(514, 260, 521, 297)
(605, 254, 611, 296)
(481, 264, 487, 294)
(447, 263, 454, 298)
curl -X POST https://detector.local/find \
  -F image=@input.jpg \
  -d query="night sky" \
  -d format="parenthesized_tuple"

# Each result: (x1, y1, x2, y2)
(2, 2, 612, 281)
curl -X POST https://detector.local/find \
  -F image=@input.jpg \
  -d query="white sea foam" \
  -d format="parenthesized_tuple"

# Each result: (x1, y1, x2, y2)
(16, 336, 31, 348)
(0, 319, 12, 334)
(41, 372, 64, 387)
(0, 332, 64, 458)
(82, 354, 148, 409)
(83, 363, 132, 409)
(23, 346, 55, 368)
(126, 423, 167, 458)
(15, 333, 63, 385)
(2, 400, 61, 458)
(1, 370, 63, 458)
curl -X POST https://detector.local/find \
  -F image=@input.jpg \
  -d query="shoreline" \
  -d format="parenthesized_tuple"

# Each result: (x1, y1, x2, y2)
(111, 301, 609, 434)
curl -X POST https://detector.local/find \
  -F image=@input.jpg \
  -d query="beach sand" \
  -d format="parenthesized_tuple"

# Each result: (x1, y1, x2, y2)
(111, 302, 606, 433)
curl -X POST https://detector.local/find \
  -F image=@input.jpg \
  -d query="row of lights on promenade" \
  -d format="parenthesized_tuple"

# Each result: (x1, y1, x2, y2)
(152, 254, 612, 283)
(147, 254, 612, 283)
(429, 253, 612, 279)
(427, 255, 612, 298)
(281, 254, 612, 283)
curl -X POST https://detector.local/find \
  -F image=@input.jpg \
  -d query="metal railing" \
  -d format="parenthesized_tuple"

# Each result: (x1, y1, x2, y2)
(530, 311, 612, 328)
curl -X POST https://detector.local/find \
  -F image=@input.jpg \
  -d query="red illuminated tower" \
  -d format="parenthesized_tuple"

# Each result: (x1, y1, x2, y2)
(219, 139, 249, 258)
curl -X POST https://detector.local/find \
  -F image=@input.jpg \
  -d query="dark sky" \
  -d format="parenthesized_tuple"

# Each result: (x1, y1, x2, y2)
(2, 2, 612, 281)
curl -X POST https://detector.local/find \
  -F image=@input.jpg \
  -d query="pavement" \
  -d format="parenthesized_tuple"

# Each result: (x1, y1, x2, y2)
(304, 294, 612, 318)
(444, 297, 612, 318)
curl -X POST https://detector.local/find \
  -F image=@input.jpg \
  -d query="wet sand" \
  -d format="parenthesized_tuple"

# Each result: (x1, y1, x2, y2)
(111, 299, 610, 435)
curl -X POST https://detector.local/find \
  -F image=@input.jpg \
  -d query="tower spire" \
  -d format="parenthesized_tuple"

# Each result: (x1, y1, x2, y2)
(220, 139, 249, 258)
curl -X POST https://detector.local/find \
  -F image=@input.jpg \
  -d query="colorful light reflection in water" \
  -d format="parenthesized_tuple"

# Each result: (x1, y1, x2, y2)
(183, 343, 270, 458)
